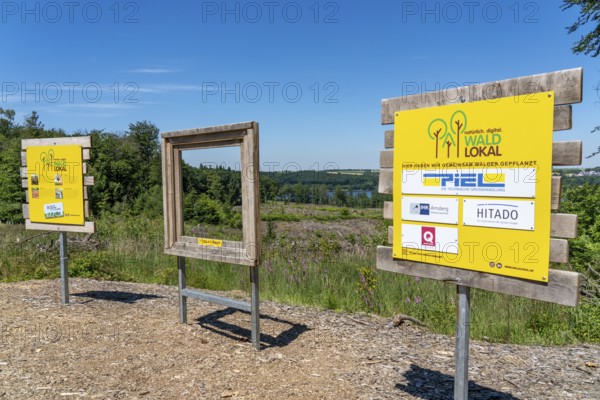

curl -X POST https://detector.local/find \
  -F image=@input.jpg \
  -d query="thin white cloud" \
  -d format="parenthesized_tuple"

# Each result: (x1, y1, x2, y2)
(128, 68, 179, 74)
(138, 84, 205, 93)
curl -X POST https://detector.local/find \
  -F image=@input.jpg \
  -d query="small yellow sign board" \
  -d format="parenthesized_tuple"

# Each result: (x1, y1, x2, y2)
(393, 92, 554, 282)
(197, 238, 223, 247)
(26, 145, 85, 225)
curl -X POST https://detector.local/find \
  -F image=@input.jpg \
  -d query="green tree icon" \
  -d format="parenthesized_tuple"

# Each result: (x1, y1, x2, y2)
(427, 118, 447, 159)
(450, 110, 467, 158)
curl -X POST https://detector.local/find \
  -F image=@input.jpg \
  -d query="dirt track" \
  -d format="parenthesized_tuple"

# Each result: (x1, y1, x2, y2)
(0, 279, 598, 399)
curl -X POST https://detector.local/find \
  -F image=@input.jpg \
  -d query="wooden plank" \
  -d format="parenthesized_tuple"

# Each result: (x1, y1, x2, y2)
(161, 140, 173, 248)
(167, 132, 245, 146)
(381, 68, 583, 124)
(165, 242, 254, 266)
(387, 226, 569, 263)
(162, 122, 254, 138)
(25, 220, 95, 233)
(380, 143, 582, 169)
(82, 148, 90, 160)
(377, 246, 579, 306)
(174, 139, 242, 151)
(240, 124, 261, 266)
(552, 141, 582, 166)
(21, 152, 26, 166)
(20, 167, 26, 179)
(22, 203, 29, 219)
(550, 238, 569, 264)
(554, 105, 572, 131)
(384, 105, 573, 149)
(83, 176, 95, 186)
(378, 168, 393, 194)
(552, 176, 562, 210)
(21, 136, 91, 149)
(21, 178, 27, 189)
(551, 213, 578, 239)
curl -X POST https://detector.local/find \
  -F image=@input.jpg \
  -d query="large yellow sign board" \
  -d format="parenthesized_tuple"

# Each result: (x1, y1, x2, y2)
(26, 145, 85, 225)
(393, 92, 554, 282)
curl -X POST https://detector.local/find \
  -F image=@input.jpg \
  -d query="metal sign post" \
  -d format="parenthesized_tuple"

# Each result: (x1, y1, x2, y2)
(454, 285, 470, 400)
(59, 232, 69, 304)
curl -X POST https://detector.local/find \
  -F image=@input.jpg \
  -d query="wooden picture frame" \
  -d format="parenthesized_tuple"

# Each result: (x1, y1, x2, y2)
(161, 122, 261, 267)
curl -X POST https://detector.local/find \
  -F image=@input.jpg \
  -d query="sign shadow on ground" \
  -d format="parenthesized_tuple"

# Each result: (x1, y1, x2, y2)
(72, 290, 164, 304)
(395, 364, 519, 400)
(196, 308, 309, 348)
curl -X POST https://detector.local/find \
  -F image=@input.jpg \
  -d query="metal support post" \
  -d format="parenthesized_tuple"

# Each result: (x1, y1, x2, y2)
(250, 266, 260, 350)
(454, 285, 471, 400)
(59, 231, 69, 304)
(178, 256, 187, 324)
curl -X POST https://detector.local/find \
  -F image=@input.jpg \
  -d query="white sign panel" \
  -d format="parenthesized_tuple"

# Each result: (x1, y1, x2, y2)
(43, 202, 64, 219)
(401, 224, 459, 254)
(401, 196, 459, 225)
(401, 167, 536, 198)
(463, 199, 535, 231)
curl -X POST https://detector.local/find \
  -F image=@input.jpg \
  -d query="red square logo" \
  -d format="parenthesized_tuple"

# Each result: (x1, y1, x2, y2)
(421, 226, 436, 246)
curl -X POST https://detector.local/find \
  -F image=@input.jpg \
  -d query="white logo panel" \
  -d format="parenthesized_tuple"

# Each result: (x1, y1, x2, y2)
(401, 167, 536, 198)
(401, 196, 459, 225)
(401, 224, 459, 254)
(463, 199, 535, 231)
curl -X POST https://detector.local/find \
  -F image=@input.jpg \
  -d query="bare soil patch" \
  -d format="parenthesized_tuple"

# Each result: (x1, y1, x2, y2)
(0, 279, 598, 399)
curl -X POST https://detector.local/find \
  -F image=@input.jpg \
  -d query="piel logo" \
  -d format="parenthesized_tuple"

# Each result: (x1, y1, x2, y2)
(423, 173, 505, 188)
(421, 226, 436, 246)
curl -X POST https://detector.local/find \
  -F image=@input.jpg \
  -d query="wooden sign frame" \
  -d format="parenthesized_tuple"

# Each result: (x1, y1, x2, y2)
(21, 136, 95, 233)
(161, 122, 261, 267)
(377, 68, 583, 307)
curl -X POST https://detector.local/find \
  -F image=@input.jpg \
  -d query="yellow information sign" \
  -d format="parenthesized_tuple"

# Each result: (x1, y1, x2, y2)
(197, 238, 223, 247)
(26, 145, 85, 225)
(393, 92, 554, 282)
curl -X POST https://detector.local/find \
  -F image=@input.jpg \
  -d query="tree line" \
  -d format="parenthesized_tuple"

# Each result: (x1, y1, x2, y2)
(0, 109, 389, 225)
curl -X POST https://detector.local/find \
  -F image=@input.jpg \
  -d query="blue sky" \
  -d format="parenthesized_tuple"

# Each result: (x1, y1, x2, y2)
(1, 1, 599, 169)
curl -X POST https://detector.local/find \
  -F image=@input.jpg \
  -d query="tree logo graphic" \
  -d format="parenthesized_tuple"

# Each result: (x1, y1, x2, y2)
(427, 118, 447, 159)
(450, 111, 467, 158)
(427, 111, 467, 159)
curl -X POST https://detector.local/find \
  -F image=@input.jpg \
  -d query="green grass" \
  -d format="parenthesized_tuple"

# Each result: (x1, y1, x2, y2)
(1, 205, 598, 346)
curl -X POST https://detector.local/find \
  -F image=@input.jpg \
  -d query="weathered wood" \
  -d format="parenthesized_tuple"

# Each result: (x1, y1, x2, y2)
(167, 132, 245, 147)
(165, 242, 254, 266)
(162, 122, 254, 138)
(82, 148, 90, 161)
(83, 176, 95, 186)
(377, 246, 579, 306)
(241, 124, 261, 266)
(174, 139, 242, 151)
(381, 68, 583, 124)
(550, 213, 578, 239)
(173, 149, 184, 240)
(162, 140, 175, 248)
(378, 168, 393, 194)
(21, 136, 92, 149)
(25, 220, 95, 233)
(22, 203, 29, 219)
(387, 226, 569, 263)
(551, 176, 562, 210)
(550, 238, 569, 264)
(384, 130, 394, 149)
(378, 167, 563, 201)
(552, 141, 582, 166)
(380, 143, 582, 169)
(554, 105, 573, 131)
